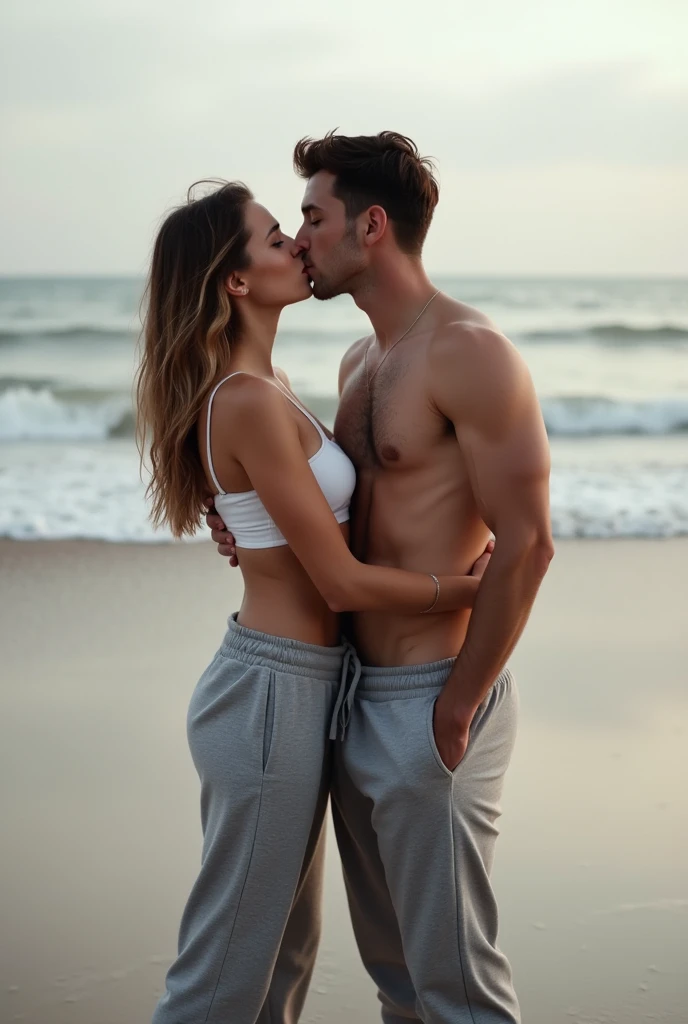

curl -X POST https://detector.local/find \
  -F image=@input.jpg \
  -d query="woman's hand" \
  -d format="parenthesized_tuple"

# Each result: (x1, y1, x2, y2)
(470, 538, 494, 581)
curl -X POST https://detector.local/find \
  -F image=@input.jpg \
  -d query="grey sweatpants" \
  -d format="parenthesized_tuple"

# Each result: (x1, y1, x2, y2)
(332, 658, 520, 1024)
(152, 614, 354, 1024)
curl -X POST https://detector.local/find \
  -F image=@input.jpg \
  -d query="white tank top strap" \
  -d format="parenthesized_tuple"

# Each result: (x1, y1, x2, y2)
(206, 372, 326, 497)
(205, 371, 247, 495)
(270, 379, 327, 442)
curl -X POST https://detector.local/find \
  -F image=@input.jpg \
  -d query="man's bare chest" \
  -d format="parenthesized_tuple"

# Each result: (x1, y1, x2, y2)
(334, 357, 445, 471)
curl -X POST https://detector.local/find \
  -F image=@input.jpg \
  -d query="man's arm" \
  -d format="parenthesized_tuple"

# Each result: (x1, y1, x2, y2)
(430, 323, 554, 770)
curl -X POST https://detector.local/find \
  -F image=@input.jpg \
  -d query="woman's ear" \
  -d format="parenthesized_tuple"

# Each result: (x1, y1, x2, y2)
(225, 272, 249, 297)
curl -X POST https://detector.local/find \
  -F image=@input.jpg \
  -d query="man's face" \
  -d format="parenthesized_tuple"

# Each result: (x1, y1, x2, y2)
(294, 171, 367, 300)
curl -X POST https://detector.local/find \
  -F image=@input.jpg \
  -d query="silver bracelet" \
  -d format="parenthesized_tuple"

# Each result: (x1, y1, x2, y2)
(422, 573, 440, 614)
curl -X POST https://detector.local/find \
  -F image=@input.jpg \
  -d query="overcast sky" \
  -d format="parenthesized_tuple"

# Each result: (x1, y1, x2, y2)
(1, 0, 686, 275)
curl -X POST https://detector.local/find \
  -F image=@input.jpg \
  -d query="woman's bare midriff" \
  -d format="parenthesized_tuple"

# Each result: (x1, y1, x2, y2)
(234, 523, 348, 647)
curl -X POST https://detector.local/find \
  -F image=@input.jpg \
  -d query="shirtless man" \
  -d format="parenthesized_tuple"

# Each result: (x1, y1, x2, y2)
(207, 132, 554, 1023)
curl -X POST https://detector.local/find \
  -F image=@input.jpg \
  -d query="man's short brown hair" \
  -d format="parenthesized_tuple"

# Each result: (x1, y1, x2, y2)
(293, 131, 439, 255)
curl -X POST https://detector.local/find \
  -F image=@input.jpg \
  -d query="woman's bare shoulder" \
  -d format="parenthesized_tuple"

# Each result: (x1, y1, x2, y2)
(210, 373, 290, 432)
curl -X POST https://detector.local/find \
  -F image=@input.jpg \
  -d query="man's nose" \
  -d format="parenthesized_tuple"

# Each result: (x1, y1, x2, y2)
(293, 226, 309, 253)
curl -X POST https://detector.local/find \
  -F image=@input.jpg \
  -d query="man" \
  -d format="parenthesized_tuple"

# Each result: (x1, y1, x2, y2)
(207, 132, 553, 1023)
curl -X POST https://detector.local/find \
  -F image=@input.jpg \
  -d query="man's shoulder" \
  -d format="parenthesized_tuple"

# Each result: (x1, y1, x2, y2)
(341, 334, 372, 365)
(430, 314, 520, 375)
(429, 315, 533, 424)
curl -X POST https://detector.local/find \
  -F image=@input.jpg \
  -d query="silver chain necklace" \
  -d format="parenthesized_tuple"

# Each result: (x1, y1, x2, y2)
(364, 290, 440, 392)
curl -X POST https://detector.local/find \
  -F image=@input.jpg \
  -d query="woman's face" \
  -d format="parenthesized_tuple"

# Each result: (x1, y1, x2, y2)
(236, 201, 312, 308)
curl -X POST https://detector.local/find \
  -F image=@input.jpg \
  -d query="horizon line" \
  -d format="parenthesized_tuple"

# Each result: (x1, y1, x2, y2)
(0, 271, 686, 281)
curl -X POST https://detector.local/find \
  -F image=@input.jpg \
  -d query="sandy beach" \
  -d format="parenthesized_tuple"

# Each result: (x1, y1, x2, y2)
(1, 538, 686, 1024)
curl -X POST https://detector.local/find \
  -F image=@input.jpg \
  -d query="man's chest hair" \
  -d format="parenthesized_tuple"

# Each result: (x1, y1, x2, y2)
(336, 360, 443, 470)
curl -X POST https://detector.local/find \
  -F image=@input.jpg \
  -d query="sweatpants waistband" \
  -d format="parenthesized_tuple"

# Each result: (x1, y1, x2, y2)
(220, 614, 362, 741)
(357, 658, 513, 700)
(220, 613, 346, 681)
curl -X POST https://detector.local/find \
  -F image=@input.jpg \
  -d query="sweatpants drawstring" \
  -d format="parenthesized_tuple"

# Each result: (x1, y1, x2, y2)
(329, 639, 362, 741)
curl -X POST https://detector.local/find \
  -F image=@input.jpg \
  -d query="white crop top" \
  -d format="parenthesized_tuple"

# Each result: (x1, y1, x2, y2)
(206, 372, 357, 549)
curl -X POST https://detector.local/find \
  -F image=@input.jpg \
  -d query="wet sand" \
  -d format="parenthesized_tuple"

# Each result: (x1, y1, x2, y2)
(1, 538, 687, 1024)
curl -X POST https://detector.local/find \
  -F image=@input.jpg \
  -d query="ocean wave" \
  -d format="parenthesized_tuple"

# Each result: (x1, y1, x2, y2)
(3, 325, 687, 356)
(1, 451, 686, 541)
(522, 323, 688, 345)
(0, 387, 132, 441)
(0, 323, 136, 343)
(550, 465, 688, 539)
(2, 387, 688, 441)
(0, 322, 350, 345)
(0, 375, 56, 394)
(542, 396, 688, 436)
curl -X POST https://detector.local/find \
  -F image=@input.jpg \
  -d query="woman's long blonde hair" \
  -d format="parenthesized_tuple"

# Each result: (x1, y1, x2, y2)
(136, 181, 253, 537)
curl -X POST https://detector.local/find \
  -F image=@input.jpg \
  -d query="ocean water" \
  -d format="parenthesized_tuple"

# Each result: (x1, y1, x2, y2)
(1, 275, 687, 542)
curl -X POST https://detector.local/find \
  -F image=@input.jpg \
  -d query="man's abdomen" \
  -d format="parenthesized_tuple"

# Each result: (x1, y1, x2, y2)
(352, 606, 472, 667)
(350, 473, 490, 667)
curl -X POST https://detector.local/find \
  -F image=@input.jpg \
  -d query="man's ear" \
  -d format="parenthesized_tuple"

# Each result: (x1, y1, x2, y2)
(224, 272, 249, 297)
(361, 205, 388, 247)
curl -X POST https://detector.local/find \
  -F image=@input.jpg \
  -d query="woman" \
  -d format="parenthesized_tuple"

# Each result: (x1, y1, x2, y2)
(137, 181, 490, 1024)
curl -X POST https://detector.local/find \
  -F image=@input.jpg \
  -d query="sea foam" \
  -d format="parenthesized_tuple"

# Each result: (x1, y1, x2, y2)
(1, 446, 686, 542)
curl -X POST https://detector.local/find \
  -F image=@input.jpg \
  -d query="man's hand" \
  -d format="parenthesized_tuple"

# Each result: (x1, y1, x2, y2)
(432, 688, 473, 772)
(470, 538, 494, 580)
(430, 539, 494, 769)
(203, 499, 238, 567)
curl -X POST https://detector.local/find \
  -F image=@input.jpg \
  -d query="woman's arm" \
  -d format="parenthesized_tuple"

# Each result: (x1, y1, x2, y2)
(207, 375, 480, 615)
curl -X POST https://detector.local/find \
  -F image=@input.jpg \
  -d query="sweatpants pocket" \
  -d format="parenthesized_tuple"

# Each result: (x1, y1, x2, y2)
(426, 696, 455, 779)
(262, 671, 276, 772)
(426, 692, 488, 779)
